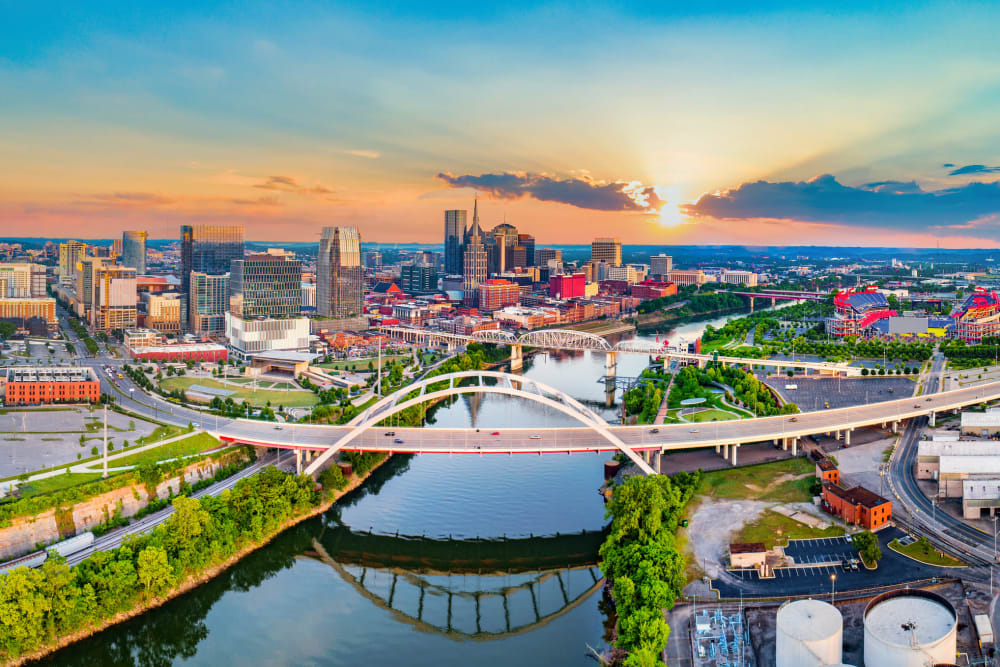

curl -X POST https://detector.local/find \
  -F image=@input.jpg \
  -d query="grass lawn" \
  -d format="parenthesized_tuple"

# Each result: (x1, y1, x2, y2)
(689, 408, 740, 422)
(698, 457, 817, 503)
(736, 509, 844, 549)
(889, 538, 965, 567)
(136, 424, 184, 445)
(316, 355, 408, 371)
(107, 432, 228, 467)
(18, 472, 105, 497)
(160, 377, 319, 407)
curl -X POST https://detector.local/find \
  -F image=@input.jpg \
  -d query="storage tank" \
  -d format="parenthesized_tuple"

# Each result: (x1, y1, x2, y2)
(775, 598, 843, 667)
(864, 589, 957, 667)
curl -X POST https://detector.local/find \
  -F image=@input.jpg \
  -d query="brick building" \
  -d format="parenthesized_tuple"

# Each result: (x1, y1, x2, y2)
(3, 367, 101, 406)
(478, 279, 520, 313)
(821, 482, 892, 530)
(816, 459, 840, 485)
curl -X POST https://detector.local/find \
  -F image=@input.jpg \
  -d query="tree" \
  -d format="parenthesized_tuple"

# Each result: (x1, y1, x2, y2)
(136, 546, 173, 600)
(852, 531, 882, 565)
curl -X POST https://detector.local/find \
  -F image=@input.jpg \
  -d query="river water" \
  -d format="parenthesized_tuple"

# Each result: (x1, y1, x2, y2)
(42, 305, 786, 667)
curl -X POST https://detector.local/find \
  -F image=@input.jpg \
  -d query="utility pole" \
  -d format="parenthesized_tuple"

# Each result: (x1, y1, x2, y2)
(102, 403, 108, 479)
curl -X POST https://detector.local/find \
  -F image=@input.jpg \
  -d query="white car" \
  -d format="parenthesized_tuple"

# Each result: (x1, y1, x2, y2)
(529, 434, 541, 440)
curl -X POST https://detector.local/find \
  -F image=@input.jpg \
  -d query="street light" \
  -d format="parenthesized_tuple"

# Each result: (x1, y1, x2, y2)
(830, 573, 836, 604)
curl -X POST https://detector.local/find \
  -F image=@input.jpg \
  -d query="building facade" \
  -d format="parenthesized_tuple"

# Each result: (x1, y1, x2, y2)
(591, 238, 622, 266)
(180, 224, 245, 297)
(58, 241, 87, 284)
(317, 226, 363, 318)
(462, 202, 488, 307)
(650, 254, 673, 277)
(444, 209, 467, 275)
(4, 367, 100, 406)
(188, 271, 230, 336)
(224, 313, 310, 361)
(92, 266, 138, 331)
(478, 279, 520, 312)
(121, 230, 148, 275)
(0, 298, 57, 334)
(0, 263, 47, 298)
(142, 292, 183, 334)
(821, 482, 892, 530)
(229, 254, 303, 319)
(720, 270, 758, 287)
(665, 269, 707, 286)
(400, 262, 438, 295)
(549, 273, 586, 299)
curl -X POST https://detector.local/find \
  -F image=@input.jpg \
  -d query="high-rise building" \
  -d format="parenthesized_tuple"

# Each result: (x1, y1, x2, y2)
(317, 227, 363, 318)
(189, 272, 230, 336)
(517, 234, 535, 266)
(229, 254, 302, 319)
(535, 248, 562, 267)
(591, 238, 622, 266)
(549, 273, 586, 299)
(401, 262, 438, 295)
(509, 245, 527, 270)
(444, 210, 467, 275)
(180, 224, 245, 296)
(92, 266, 137, 332)
(143, 293, 183, 334)
(122, 231, 148, 275)
(650, 254, 672, 277)
(75, 256, 111, 319)
(462, 201, 488, 307)
(363, 250, 382, 271)
(58, 241, 87, 283)
(0, 263, 46, 298)
(491, 223, 519, 271)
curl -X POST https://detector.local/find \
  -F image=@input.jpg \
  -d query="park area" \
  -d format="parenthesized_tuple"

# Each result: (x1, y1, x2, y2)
(159, 376, 319, 407)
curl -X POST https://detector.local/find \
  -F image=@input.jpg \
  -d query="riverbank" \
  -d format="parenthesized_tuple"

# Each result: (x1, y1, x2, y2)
(634, 305, 750, 333)
(6, 455, 392, 667)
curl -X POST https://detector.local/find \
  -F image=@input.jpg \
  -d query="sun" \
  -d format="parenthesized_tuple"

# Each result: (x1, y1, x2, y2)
(657, 202, 684, 228)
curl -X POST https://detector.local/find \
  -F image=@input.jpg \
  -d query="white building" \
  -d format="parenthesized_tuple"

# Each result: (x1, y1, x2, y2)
(650, 254, 672, 277)
(720, 270, 758, 287)
(225, 314, 310, 361)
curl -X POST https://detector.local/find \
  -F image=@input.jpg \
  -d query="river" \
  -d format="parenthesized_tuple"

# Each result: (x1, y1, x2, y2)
(40, 306, 790, 666)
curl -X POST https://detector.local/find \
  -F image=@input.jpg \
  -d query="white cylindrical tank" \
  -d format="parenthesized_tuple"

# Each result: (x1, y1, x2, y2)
(864, 589, 957, 667)
(775, 599, 843, 667)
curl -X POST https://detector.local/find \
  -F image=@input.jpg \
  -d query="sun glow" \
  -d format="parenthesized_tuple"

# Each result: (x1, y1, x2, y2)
(657, 202, 684, 227)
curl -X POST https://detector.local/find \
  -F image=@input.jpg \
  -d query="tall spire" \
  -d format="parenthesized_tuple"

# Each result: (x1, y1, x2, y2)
(468, 196, 482, 238)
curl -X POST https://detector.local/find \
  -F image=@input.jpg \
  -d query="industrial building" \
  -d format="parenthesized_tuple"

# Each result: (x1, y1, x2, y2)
(2, 367, 100, 406)
(916, 438, 1000, 481)
(821, 481, 892, 530)
(960, 409, 1000, 437)
(728, 542, 766, 569)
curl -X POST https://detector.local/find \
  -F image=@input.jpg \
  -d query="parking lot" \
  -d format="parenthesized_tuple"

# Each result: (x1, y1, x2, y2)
(783, 535, 857, 564)
(763, 376, 917, 411)
(714, 528, 961, 598)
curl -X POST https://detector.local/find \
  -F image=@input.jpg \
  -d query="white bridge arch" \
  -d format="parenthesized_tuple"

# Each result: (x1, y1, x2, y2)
(302, 370, 655, 476)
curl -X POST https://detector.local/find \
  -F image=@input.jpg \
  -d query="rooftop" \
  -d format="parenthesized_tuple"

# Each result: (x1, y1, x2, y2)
(962, 412, 1000, 427)
(962, 480, 1000, 500)
(918, 441, 1000, 458)
(730, 542, 766, 554)
(939, 456, 1000, 475)
(823, 482, 889, 508)
(5, 367, 98, 383)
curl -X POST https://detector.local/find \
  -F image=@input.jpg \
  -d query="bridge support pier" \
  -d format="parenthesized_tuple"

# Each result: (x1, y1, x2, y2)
(835, 430, 841, 440)
(604, 352, 617, 408)
(891, 421, 899, 434)
(510, 344, 523, 371)
(749, 296, 754, 313)
(844, 429, 851, 446)
(295, 449, 302, 475)
(929, 411, 936, 427)
(715, 444, 720, 454)
(731, 444, 739, 466)
(771, 297, 776, 308)
(721, 443, 729, 460)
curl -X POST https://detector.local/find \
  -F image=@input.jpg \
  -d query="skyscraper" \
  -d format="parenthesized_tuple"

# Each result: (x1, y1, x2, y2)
(591, 237, 622, 266)
(180, 225, 245, 296)
(229, 254, 302, 319)
(122, 230, 148, 275)
(92, 265, 137, 332)
(462, 201, 487, 307)
(75, 256, 111, 319)
(317, 227, 363, 318)
(518, 233, 535, 266)
(58, 241, 87, 283)
(189, 272, 229, 336)
(444, 209, 467, 275)
(650, 254, 672, 277)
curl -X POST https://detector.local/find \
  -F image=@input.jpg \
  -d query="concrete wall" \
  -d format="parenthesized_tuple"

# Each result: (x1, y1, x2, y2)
(0, 457, 240, 560)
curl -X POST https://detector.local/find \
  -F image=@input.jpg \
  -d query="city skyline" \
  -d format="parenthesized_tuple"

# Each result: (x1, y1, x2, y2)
(3, 3, 1000, 247)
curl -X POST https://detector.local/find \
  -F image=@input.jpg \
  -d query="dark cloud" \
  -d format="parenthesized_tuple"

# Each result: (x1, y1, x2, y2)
(682, 174, 1000, 231)
(253, 175, 334, 195)
(435, 171, 662, 212)
(948, 164, 1000, 176)
(943, 163, 955, 168)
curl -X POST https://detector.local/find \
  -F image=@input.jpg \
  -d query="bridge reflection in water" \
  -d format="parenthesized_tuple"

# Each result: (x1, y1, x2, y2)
(306, 523, 605, 640)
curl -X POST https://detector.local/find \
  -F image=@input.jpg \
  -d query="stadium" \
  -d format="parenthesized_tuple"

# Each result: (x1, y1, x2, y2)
(952, 287, 1000, 342)
(826, 286, 897, 337)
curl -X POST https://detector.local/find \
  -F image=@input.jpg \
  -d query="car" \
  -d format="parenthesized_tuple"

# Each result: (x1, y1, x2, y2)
(384, 431, 395, 437)
(393, 438, 404, 444)
(842, 560, 851, 571)
(926, 397, 932, 402)
(530, 434, 541, 439)
(850, 559, 860, 571)
(649, 428, 659, 433)
(490, 431, 500, 436)
(914, 404, 921, 409)
(274, 425, 283, 430)
(689, 428, 699, 433)
(789, 417, 798, 422)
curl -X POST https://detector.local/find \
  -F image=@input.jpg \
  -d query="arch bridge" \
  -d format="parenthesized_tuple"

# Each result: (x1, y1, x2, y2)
(302, 370, 656, 476)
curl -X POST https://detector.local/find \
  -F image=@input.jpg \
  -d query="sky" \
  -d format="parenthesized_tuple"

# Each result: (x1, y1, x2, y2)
(2, 1, 1000, 247)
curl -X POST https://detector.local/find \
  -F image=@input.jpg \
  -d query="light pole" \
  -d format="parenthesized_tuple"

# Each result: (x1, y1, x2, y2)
(830, 573, 836, 604)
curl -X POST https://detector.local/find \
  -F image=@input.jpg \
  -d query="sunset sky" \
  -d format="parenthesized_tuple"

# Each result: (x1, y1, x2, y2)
(3, 2, 1000, 246)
